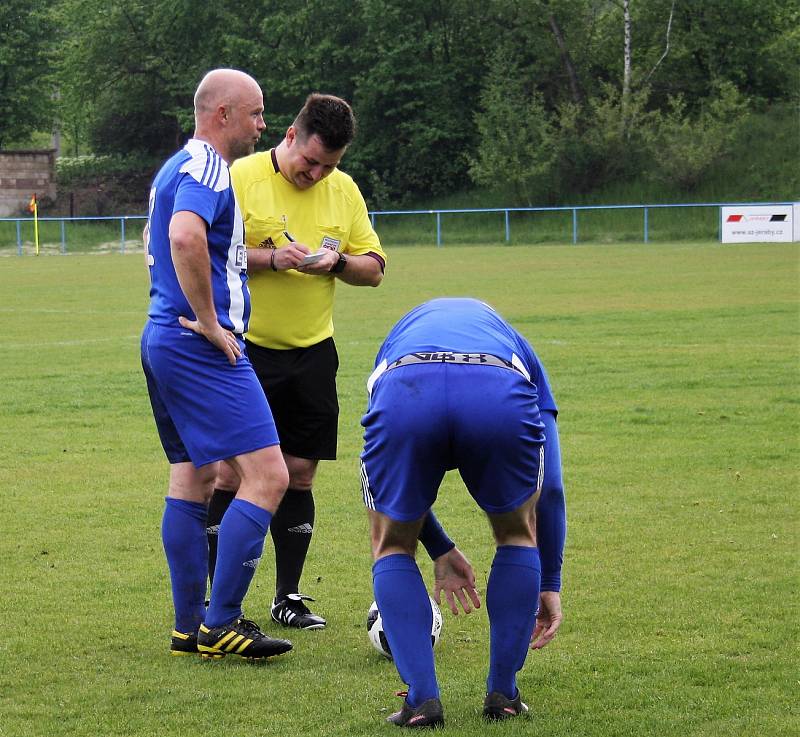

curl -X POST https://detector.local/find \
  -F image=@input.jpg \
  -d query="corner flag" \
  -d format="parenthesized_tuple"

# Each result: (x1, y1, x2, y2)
(29, 193, 40, 255)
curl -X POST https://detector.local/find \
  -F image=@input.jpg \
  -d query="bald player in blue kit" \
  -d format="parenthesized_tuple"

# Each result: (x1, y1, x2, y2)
(141, 68, 292, 660)
(360, 298, 566, 727)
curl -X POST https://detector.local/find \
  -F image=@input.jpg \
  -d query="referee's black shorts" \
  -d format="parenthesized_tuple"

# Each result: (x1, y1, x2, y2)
(245, 337, 339, 460)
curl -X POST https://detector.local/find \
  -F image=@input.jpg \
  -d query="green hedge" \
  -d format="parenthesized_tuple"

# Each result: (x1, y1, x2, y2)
(56, 153, 159, 187)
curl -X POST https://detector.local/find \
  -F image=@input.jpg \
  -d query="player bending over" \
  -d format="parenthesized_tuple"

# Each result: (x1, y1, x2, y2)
(360, 297, 566, 727)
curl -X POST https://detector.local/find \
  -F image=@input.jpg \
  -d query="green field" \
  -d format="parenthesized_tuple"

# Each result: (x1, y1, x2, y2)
(1, 242, 797, 737)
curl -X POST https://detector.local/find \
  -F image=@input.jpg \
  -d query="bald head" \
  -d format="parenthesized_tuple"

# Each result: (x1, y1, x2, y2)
(192, 68, 266, 163)
(194, 69, 261, 120)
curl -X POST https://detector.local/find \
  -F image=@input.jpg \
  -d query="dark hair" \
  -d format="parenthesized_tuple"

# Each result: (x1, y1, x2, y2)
(293, 93, 356, 151)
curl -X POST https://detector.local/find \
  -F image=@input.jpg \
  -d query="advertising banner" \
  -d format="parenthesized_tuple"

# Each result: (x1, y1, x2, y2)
(794, 203, 800, 241)
(720, 205, 793, 243)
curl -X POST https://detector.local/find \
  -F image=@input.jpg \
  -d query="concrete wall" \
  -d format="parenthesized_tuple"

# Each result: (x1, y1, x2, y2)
(0, 150, 57, 216)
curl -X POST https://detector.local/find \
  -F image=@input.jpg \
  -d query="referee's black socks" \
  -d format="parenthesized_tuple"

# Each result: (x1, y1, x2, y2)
(206, 488, 236, 586)
(270, 489, 315, 601)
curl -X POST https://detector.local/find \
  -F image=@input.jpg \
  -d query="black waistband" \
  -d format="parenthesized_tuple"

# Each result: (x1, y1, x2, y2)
(385, 352, 525, 376)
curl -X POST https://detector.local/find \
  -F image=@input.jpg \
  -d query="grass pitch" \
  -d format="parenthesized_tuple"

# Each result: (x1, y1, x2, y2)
(0, 242, 797, 737)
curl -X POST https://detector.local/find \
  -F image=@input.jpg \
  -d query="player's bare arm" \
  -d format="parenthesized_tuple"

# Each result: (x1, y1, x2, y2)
(169, 210, 241, 365)
(530, 590, 563, 650)
(433, 546, 481, 616)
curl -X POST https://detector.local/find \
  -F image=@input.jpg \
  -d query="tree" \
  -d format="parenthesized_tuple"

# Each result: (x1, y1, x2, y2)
(469, 48, 557, 205)
(546, 9, 585, 106)
(0, 0, 58, 148)
(40, 0, 797, 206)
(346, 0, 488, 202)
(650, 81, 749, 190)
(55, 0, 245, 156)
(654, 0, 798, 104)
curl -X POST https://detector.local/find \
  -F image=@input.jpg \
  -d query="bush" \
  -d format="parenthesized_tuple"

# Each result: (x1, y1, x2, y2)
(556, 85, 658, 194)
(469, 47, 559, 206)
(649, 82, 749, 190)
(53, 153, 159, 216)
(56, 153, 159, 188)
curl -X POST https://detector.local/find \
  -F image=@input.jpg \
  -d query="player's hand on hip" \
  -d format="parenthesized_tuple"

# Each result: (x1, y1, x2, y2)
(178, 316, 241, 366)
(530, 590, 563, 650)
(433, 546, 481, 616)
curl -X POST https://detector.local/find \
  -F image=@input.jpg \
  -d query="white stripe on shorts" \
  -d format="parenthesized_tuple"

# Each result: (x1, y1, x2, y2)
(536, 443, 545, 495)
(360, 459, 376, 511)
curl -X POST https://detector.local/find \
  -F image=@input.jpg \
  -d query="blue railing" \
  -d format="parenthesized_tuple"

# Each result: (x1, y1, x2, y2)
(0, 201, 793, 253)
(368, 201, 795, 246)
(0, 214, 148, 255)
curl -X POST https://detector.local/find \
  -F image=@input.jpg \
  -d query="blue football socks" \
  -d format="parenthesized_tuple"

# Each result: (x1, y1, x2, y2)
(161, 497, 208, 634)
(486, 545, 541, 698)
(204, 498, 272, 628)
(373, 554, 439, 707)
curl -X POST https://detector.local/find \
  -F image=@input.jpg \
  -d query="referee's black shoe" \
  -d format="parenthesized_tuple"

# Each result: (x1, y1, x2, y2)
(197, 617, 293, 660)
(271, 593, 327, 630)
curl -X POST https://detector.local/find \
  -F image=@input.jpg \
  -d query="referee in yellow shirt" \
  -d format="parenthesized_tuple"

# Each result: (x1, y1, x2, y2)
(207, 93, 386, 629)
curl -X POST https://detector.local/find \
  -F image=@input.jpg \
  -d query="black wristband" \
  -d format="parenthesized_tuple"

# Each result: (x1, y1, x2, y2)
(329, 252, 347, 273)
(270, 249, 277, 271)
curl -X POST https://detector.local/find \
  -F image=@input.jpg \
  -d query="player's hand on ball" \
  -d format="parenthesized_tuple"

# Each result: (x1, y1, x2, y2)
(433, 547, 481, 615)
(530, 590, 562, 650)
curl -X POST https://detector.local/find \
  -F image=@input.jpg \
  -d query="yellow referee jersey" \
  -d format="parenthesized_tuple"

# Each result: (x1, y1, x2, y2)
(231, 150, 386, 349)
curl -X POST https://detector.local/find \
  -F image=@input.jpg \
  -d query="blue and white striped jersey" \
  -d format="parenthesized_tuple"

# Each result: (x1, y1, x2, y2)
(146, 138, 249, 333)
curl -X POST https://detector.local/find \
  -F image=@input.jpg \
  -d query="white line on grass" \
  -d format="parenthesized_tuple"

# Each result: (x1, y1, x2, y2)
(2, 335, 140, 349)
(0, 308, 143, 315)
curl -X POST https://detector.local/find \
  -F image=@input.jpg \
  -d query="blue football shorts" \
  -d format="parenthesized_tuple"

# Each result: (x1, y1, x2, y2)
(360, 362, 546, 521)
(141, 320, 279, 467)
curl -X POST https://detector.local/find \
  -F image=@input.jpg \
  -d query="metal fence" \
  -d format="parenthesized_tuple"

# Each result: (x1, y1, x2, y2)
(0, 214, 148, 255)
(370, 201, 796, 246)
(0, 202, 793, 254)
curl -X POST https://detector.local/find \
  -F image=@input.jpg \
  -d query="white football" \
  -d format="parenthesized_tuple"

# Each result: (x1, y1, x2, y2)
(366, 596, 443, 659)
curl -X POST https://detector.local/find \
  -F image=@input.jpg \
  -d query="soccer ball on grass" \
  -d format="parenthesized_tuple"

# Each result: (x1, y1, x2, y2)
(366, 596, 443, 659)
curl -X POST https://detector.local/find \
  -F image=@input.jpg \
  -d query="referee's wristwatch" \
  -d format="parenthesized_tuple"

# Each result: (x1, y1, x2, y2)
(329, 251, 348, 273)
